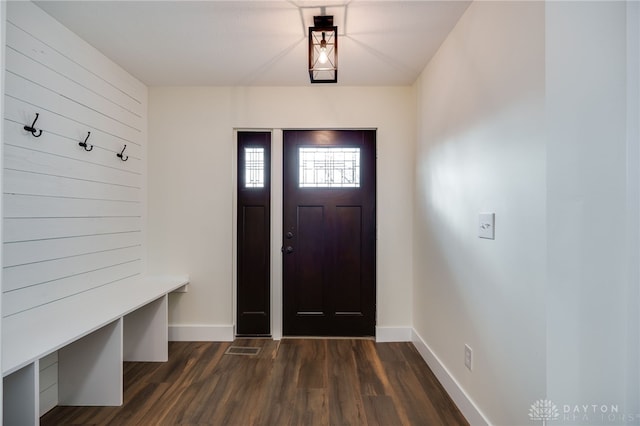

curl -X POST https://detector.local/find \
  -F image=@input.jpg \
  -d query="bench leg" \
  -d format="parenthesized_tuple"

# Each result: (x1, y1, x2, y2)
(58, 319, 123, 406)
(3, 362, 38, 425)
(123, 295, 168, 362)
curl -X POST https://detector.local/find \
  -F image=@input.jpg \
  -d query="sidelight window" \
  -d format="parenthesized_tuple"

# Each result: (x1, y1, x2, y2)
(244, 147, 265, 188)
(299, 147, 360, 188)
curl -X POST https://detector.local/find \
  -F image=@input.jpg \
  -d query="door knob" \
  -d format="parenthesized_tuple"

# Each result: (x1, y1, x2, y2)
(284, 246, 294, 254)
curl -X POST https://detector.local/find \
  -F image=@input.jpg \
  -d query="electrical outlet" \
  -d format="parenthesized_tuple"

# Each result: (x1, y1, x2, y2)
(464, 344, 473, 371)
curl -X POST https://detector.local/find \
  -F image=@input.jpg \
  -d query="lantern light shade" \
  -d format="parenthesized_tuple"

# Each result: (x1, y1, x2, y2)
(309, 16, 337, 83)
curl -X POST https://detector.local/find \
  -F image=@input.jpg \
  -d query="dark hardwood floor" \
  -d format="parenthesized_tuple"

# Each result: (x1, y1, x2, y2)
(41, 339, 468, 425)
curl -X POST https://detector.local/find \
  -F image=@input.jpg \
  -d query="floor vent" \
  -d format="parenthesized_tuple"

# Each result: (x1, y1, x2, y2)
(225, 346, 261, 356)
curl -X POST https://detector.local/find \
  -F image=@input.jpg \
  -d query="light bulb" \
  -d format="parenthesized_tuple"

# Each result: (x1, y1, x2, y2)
(318, 32, 328, 64)
(318, 47, 328, 64)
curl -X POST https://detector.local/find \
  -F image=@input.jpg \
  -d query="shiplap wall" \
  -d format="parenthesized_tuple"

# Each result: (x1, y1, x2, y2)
(2, 1, 147, 415)
(0, 1, 6, 420)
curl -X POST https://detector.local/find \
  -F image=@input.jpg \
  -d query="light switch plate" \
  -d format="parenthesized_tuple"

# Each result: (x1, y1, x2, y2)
(478, 213, 495, 239)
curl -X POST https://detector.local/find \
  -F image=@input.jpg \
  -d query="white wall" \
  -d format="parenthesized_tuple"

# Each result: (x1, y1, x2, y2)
(546, 2, 640, 424)
(148, 86, 415, 339)
(413, 2, 546, 425)
(629, 0, 640, 416)
(414, 1, 640, 425)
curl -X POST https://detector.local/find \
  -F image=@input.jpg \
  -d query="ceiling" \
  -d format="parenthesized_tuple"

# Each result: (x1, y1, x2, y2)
(35, 1, 471, 87)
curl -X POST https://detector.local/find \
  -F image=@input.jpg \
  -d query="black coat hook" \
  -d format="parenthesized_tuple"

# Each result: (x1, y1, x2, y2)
(24, 113, 43, 137)
(79, 131, 93, 152)
(117, 144, 128, 161)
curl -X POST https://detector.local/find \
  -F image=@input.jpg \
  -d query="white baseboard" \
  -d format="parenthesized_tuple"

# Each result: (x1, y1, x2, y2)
(169, 324, 234, 342)
(375, 326, 412, 342)
(411, 329, 491, 426)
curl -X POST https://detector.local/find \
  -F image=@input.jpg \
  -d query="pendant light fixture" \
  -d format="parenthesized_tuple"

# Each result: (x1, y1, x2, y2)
(308, 15, 337, 83)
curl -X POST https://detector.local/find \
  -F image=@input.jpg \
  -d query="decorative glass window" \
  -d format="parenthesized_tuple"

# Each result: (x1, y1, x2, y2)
(245, 147, 264, 188)
(299, 147, 360, 188)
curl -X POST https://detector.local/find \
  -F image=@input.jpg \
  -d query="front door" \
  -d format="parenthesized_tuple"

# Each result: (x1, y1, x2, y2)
(283, 130, 376, 336)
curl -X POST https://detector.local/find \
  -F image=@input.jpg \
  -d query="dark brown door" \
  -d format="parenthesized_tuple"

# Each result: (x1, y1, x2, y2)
(283, 130, 376, 336)
(237, 131, 270, 336)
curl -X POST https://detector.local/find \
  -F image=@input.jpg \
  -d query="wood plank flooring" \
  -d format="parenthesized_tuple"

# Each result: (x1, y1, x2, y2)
(41, 339, 468, 426)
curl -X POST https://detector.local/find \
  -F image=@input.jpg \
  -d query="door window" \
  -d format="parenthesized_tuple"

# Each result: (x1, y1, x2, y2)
(244, 147, 265, 188)
(299, 147, 360, 188)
